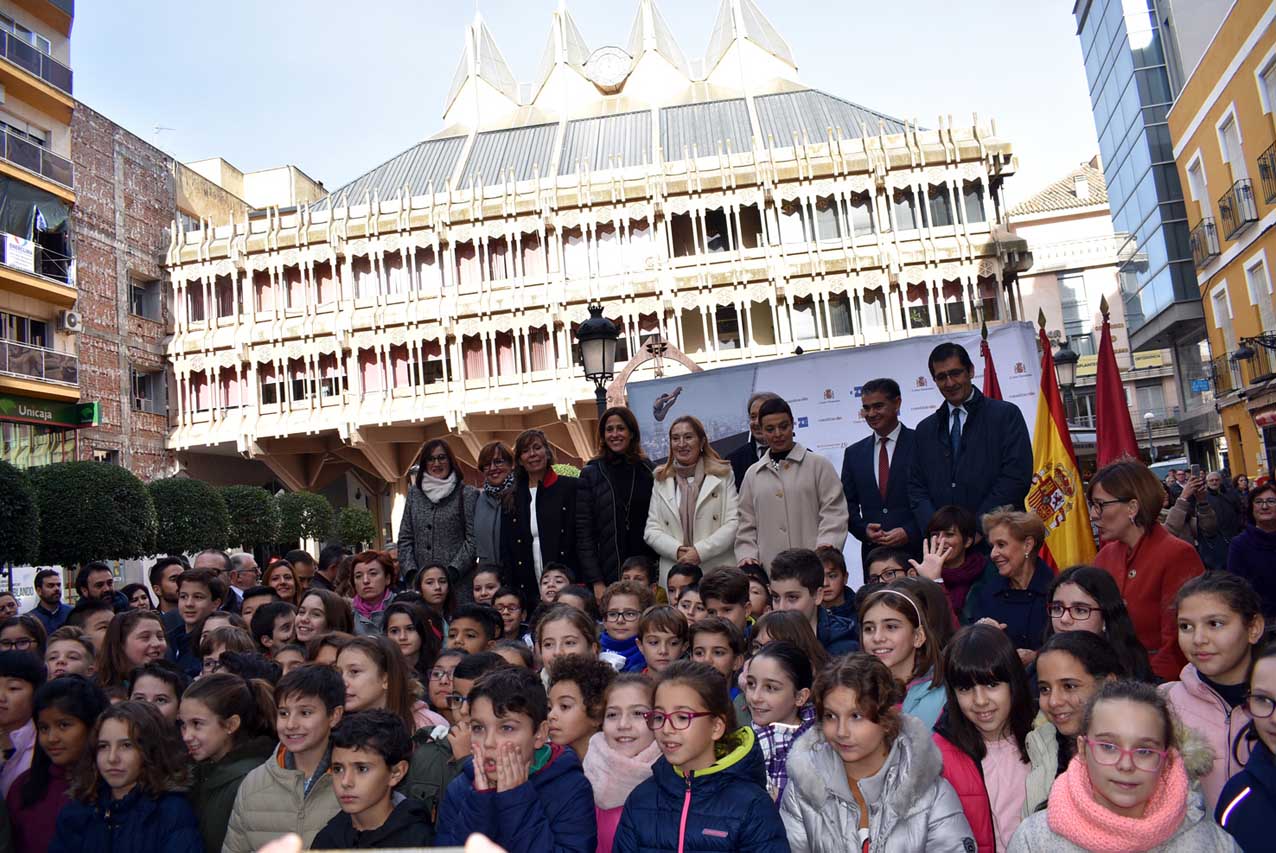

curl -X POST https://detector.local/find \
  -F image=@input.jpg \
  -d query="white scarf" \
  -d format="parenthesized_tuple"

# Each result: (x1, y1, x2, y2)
(420, 471, 458, 503)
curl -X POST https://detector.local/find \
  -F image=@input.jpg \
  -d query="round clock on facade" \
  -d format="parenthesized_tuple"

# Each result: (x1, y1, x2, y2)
(585, 46, 633, 92)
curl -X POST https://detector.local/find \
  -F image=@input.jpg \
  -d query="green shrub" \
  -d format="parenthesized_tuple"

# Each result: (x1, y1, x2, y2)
(0, 460, 38, 566)
(31, 461, 156, 566)
(334, 506, 377, 549)
(221, 485, 280, 549)
(149, 477, 230, 555)
(276, 490, 334, 543)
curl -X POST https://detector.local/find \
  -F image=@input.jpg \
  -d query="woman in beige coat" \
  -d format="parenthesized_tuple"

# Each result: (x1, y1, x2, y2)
(644, 415, 739, 585)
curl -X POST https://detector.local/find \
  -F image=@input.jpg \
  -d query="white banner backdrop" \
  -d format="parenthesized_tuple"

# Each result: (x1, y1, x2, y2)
(626, 322, 1042, 582)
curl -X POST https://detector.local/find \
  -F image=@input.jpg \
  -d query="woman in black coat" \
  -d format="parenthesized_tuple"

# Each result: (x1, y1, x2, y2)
(576, 406, 657, 599)
(501, 429, 578, 606)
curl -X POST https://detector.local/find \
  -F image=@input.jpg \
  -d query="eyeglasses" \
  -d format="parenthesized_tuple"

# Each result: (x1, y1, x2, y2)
(605, 609, 642, 623)
(1252, 498, 1276, 508)
(480, 459, 510, 472)
(204, 659, 224, 674)
(428, 668, 454, 682)
(643, 710, 714, 731)
(445, 692, 469, 709)
(1048, 603, 1096, 621)
(426, 455, 450, 464)
(1084, 737, 1167, 772)
(0, 638, 34, 651)
(868, 567, 915, 585)
(1088, 498, 1127, 514)
(1245, 693, 1276, 719)
(932, 368, 968, 383)
(494, 604, 521, 615)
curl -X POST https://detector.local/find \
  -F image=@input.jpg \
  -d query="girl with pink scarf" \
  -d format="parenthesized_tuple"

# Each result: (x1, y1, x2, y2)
(582, 674, 661, 853)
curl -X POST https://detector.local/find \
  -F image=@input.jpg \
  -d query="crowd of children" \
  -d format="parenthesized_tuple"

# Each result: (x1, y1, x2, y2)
(2, 526, 1273, 853)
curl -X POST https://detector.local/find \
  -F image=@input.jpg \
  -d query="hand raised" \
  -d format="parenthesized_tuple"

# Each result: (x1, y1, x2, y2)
(908, 535, 952, 581)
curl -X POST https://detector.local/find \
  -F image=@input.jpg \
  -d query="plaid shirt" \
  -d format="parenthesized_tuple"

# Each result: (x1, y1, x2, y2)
(753, 704, 816, 802)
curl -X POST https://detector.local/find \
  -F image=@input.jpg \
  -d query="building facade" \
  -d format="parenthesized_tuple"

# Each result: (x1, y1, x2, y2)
(1071, 0, 1219, 460)
(1169, 0, 1276, 479)
(163, 0, 1028, 537)
(1012, 159, 1180, 469)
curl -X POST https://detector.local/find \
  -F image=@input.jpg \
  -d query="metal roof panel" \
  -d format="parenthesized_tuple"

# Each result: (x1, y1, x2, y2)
(659, 98, 752, 161)
(559, 111, 652, 175)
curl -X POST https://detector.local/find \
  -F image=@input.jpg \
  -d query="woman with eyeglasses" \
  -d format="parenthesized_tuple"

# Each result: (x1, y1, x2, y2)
(644, 415, 739, 587)
(1088, 460, 1206, 681)
(577, 407, 659, 600)
(1225, 481, 1276, 618)
(1042, 565, 1154, 683)
(397, 438, 479, 595)
(502, 429, 579, 606)
(1007, 679, 1234, 853)
(473, 441, 515, 592)
(0, 616, 46, 658)
(1217, 644, 1276, 850)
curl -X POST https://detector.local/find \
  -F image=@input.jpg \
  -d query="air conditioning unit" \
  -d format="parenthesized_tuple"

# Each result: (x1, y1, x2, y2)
(57, 310, 82, 333)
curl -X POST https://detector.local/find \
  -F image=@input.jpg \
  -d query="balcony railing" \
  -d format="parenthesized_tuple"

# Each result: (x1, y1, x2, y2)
(0, 128, 72, 189)
(1190, 218, 1220, 268)
(0, 339, 77, 385)
(0, 233, 72, 284)
(1219, 178, 1259, 241)
(1233, 339, 1276, 387)
(0, 31, 71, 95)
(1212, 355, 1237, 395)
(1260, 142, 1276, 205)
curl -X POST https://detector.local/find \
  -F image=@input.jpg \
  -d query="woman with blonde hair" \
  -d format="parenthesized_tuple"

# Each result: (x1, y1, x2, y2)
(957, 507, 1054, 654)
(644, 415, 739, 585)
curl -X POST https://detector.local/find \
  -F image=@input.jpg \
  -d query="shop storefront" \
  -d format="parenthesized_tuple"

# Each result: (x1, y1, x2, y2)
(0, 394, 98, 468)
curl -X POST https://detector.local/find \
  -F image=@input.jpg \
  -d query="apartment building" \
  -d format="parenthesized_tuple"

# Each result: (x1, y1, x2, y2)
(1171, 1, 1276, 477)
(162, 0, 1029, 535)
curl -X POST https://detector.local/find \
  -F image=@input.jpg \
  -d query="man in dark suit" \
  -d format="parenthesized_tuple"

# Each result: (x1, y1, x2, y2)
(908, 342, 1032, 533)
(841, 378, 920, 563)
(727, 391, 779, 489)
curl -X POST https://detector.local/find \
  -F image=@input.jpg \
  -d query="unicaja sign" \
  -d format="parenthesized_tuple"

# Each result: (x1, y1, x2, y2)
(17, 404, 53, 421)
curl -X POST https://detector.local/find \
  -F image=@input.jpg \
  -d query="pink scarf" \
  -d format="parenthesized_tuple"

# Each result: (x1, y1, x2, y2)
(1046, 752, 1188, 852)
(581, 730, 661, 809)
(353, 589, 392, 619)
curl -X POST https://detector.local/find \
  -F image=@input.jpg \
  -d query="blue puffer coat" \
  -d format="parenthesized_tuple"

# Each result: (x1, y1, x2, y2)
(1218, 737, 1276, 852)
(613, 726, 791, 853)
(434, 743, 596, 853)
(48, 786, 202, 853)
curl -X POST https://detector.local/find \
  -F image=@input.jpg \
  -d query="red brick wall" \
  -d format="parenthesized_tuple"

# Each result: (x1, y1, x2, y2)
(70, 103, 175, 481)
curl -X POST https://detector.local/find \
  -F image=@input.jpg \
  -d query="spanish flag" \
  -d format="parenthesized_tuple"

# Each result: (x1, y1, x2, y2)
(1028, 318, 1096, 571)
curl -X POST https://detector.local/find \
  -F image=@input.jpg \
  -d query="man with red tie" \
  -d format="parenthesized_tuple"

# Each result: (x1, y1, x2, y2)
(841, 378, 921, 564)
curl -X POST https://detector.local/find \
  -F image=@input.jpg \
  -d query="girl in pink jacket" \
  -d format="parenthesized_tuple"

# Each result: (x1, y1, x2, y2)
(581, 673, 661, 853)
(1160, 571, 1265, 812)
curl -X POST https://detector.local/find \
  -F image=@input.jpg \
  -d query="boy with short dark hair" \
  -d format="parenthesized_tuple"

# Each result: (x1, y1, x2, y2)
(223, 664, 346, 853)
(863, 546, 916, 586)
(636, 604, 688, 675)
(740, 563, 771, 619)
(240, 584, 280, 624)
(698, 567, 752, 633)
(924, 504, 989, 613)
(768, 548, 858, 655)
(665, 562, 701, 604)
(434, 667, 596, 851)
(689, 616, 750, 724)
(65, 597, 114, 652)
(598, 580, 655, 672)
(311, 709, 434, 849)
(815, 544, 856, 621)
(251, 601, 297, 656)
(170, 568, 227, 678)
(619, 555, 662, 603)
(446, 604, 503, 654)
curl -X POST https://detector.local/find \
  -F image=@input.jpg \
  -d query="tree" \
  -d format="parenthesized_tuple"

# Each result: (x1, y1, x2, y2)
(148, 477, 230, 555)
(0, 460, 38, 566)
(31, 461, 156, 567)
(221, 485, 280, 549)
(276, 490, 334, 544)
(334, 506, 377, 550)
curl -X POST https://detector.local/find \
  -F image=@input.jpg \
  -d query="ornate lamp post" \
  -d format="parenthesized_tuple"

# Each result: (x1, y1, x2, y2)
(575, 303, 620, 420)
(1053, 337, 1080, 418)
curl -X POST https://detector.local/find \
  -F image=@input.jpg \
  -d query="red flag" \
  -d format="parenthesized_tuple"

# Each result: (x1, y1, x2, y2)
(1095, 296, 1139, 466)
(980, 323, 1003, 400)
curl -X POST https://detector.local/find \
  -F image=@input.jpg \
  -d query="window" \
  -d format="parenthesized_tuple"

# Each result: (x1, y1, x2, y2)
(1217, 110, 1247, 181)
(777, 199, 809, 244)
(790, 297, 819, 341)
(258, 363, 283, 406)
(0, 14, 51, 54)
(0, 311, 47, 347)
(91, 448, 120, 465)
(813, 196, 841, 241)
(129, 279, 162, 321)
(704, 209, 733, 253)
(827, 292, 853, 337)
(942, 280, 967, 326)
(1134, 382, 1166, 417)
(892, 188, 920, 231)
(177, 211, 201, 234)
(1212, 284, 1237, 387)
(1058, 271, 1096, 356)
(715, 305, 740, 349)
(1258, 55, 1276, 115)
(0, 114, 47, 147)
(1185, 154, 1208, 213)
(186, 282, 205, 323)
(962, 181, 986, 224)
(1244, 254, 1276, 333)
(131, 369, 165, 415)
(319, 354, 346, 399)
(847, 192, 874, 237)
(215, 275, 235, 318)
(288, 359, 313, 401)
(927, 185, 954, 228)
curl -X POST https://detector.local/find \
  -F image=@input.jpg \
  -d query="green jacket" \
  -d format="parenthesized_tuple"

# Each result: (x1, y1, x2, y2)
(189, 735, 275, 853)
(399, 726, 463, 827)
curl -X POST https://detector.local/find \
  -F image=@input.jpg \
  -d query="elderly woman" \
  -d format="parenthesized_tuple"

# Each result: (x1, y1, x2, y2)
(1090, 459, 1205, 681)
(576, 407, 658, 599)
(473, 441, 515, 576)
(501, 429, 578, 606)
(1228, 481, 1276, 617)
(644, 415, 739, 586)
(396, 439, 478, 593)
(960, 507, 1054, 653)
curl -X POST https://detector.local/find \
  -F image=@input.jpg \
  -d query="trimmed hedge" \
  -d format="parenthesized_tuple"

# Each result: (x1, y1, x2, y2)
(334, 506, 377, 549)
(276, 490, 333, 543)
(221, 485, 280, 549)
(149, 477, 230, 554)
(0, 461, 38, 566)
(31, 461, 156, 567)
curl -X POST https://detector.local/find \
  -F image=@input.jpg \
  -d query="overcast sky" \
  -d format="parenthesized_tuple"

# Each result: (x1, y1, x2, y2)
(73, 0, 1099, 205)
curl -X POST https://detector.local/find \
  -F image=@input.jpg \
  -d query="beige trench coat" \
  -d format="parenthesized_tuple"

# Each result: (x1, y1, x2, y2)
(735, 443, 849, 568)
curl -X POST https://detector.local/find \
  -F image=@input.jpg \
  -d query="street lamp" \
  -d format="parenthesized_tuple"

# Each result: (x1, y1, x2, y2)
(1143, 410, 1156, 463)
(1053, 338, 1080, 391)
(575, 303, 620, 420)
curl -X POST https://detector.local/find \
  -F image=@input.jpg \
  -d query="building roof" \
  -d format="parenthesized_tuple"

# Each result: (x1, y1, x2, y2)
(627, 0, 690, 76)
(706, 0, 795, 71)
(1009, 161, 1108, 216)
(317, 88, 909, 204)
(444, 14, 519, 114)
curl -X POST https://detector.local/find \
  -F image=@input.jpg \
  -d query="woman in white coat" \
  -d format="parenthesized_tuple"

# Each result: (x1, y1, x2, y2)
(644, 415, 739, 585)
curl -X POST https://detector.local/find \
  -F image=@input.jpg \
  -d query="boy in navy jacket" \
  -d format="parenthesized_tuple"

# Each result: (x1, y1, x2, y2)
(434, 666, 596, 853)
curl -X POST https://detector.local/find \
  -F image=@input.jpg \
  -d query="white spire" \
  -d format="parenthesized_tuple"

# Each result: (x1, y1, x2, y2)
(443, 11, 519, 118)
(533, 0, 591, 92)
(705, 0, 796, 73)
(625, 0, 689, 77)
